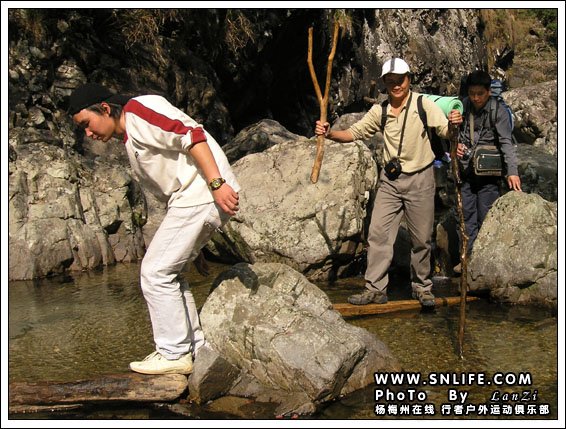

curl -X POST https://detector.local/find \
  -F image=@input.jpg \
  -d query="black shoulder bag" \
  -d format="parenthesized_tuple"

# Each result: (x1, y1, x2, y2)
(470, 100, 504, 176)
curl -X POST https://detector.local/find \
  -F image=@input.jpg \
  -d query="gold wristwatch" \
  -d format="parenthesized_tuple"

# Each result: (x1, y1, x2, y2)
(209, 177, 226, 191)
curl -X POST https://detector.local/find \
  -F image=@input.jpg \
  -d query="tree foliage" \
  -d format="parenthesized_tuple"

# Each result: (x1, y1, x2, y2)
(519, 9, 558, 48)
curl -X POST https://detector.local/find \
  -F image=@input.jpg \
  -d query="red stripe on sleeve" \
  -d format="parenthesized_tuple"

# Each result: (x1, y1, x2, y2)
(191, 127, 207, 144)
(123, 99, 207, 145)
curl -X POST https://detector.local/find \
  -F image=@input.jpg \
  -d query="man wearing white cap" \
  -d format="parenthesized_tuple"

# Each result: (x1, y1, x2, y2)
(315, 58, 462, 307)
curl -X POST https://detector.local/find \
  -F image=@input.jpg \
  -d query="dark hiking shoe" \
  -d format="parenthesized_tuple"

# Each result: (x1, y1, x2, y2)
(413, 290, 436, 307)
(348, 289, 388, 305)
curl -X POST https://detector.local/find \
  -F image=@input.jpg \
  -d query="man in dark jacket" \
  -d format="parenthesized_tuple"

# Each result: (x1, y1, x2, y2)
(454, 71, 522, 273)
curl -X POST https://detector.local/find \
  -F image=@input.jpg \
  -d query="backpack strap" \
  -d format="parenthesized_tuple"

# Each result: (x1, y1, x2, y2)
(380, 99, 389, 132)
(489, 96, 498, 130)
(462, 96, 470, 115)
(416, 95, 428, 129)
(490, 97, 501, 145)
(417, 94, 434, 145)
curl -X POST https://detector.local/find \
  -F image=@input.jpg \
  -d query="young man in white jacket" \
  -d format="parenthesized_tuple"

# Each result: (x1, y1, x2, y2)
(69, 83, 240, 374)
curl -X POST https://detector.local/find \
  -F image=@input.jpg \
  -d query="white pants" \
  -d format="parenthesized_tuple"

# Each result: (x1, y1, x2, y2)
(140, 202, 230, 359)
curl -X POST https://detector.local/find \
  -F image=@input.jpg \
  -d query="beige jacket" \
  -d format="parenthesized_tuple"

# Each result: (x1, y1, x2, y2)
(349, 92, 449, 173)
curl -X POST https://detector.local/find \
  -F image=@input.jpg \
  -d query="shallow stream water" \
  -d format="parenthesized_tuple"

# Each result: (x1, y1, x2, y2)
(7, 261, 559, 421)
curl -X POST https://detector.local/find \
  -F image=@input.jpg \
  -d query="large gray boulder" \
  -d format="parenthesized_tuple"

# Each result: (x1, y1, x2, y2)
(187, 346, 241, 405)
(208, 138, 378, 281)
(223, 119, 303, 163)
(197, 262, 401, 415)
(468, 192, 557, 309)
(331, 112, 385, 167)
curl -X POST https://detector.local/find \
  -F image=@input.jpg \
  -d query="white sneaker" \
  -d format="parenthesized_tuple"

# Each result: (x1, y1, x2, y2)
(129, 351, 193, 375)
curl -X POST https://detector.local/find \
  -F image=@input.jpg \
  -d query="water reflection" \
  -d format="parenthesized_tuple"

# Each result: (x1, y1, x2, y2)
(320, 276, 558, 419)
(9, 264, 152, 383)
(8, 262, 558, 419)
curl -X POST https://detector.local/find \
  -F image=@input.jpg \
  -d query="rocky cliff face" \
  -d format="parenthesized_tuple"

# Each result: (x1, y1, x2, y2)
(8, 9, 489, 143)
(8, 143, 147, 280)
(331, 10, 486, 115)
(7, 9, 558, 281)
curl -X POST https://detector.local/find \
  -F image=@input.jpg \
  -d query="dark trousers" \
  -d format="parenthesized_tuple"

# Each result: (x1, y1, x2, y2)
(454, 174, 501, 255)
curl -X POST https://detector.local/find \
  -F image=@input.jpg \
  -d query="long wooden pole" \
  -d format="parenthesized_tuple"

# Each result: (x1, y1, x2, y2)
(334, 296, 479, 317)
(449, 122, 470, 359)
(307, 22, 340, 183)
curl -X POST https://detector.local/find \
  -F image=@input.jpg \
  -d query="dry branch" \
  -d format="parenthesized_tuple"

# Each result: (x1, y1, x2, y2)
(307, 22, 340, 183)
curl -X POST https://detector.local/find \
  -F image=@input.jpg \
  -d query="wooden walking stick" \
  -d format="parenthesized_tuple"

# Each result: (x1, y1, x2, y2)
(449, 122, 470, 359)
(307, 21, 340, 183)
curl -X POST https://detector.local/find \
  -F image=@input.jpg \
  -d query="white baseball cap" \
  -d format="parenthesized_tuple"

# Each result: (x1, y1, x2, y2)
(380, 58, 410, 77)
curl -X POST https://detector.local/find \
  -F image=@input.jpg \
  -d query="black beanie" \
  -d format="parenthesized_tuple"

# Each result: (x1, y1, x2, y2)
(68, 83, 130, 115)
